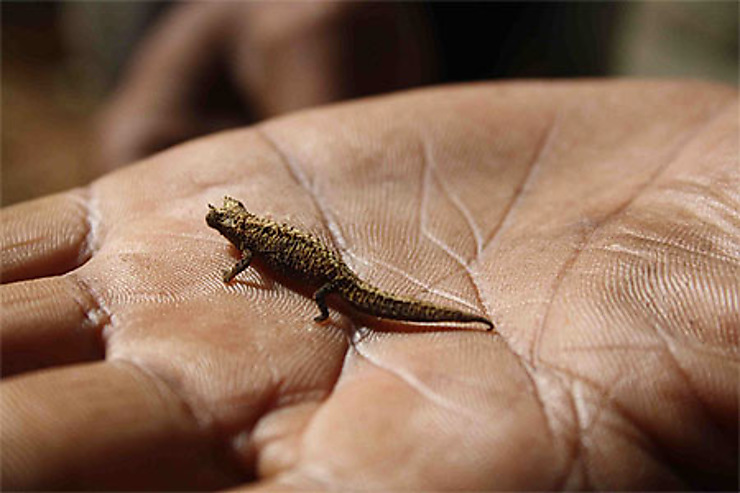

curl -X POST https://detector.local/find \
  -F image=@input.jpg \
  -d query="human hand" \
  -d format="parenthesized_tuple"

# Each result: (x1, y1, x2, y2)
(3, 81, 737, 490)
(95, 2, 434, 172)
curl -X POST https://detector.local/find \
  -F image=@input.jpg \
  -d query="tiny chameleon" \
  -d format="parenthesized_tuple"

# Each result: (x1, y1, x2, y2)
(206, 196, 493, 331)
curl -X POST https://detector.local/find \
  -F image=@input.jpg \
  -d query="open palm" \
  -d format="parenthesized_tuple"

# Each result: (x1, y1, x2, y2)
(2, 81, 737, 490)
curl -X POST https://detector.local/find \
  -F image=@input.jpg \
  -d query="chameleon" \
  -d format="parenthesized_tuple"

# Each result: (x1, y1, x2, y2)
(206, 196, 493, 331)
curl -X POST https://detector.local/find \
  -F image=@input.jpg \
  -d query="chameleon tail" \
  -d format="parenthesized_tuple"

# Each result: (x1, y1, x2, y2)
(339, 279, 494, 331)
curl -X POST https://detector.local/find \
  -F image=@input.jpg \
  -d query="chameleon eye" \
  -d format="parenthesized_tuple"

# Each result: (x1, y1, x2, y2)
(223, 196, 246, 210)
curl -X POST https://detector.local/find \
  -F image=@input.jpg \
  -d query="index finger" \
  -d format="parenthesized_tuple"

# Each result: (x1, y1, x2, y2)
(1, 189, 93, 283)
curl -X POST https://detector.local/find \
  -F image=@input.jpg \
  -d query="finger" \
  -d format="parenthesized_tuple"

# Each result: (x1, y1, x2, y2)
(1, 189, 91, 284)
(234, 3, 435, 116)
(97, 3, 238, 169)
(1, 361, 244, 490)
(0, 275, 104, 377)
(230, 477, 304, 492)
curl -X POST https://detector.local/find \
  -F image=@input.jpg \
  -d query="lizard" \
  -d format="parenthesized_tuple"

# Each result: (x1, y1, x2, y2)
(206, 196, 493, 331)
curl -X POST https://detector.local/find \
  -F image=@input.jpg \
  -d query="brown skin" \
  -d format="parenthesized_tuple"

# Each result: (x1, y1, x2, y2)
(2, 81, 738, 490)
(96, 2, 434, 172)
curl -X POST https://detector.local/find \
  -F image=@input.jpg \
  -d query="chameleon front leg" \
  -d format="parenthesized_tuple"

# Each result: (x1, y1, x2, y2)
(313, 282, 335, 322)
(222, 249, 253, 283)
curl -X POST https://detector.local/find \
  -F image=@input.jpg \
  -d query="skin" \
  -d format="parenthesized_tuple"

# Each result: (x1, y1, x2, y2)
(1, 81, 738, 490)
(96, 2, 434, 171)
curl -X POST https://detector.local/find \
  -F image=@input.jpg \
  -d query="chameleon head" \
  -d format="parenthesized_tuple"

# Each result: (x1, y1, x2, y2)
(207, 196, 277, 250)
(205, 195, 256, 239)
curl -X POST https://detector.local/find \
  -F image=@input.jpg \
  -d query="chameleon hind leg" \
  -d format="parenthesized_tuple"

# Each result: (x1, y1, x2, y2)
(313, 283, 335, 322)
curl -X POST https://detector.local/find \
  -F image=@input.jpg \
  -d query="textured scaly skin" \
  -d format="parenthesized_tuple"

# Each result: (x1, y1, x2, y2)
(206, 196, 493, 330)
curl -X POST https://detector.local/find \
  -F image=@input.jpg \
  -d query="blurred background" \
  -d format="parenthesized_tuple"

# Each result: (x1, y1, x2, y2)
(2, 1, 738, 206)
